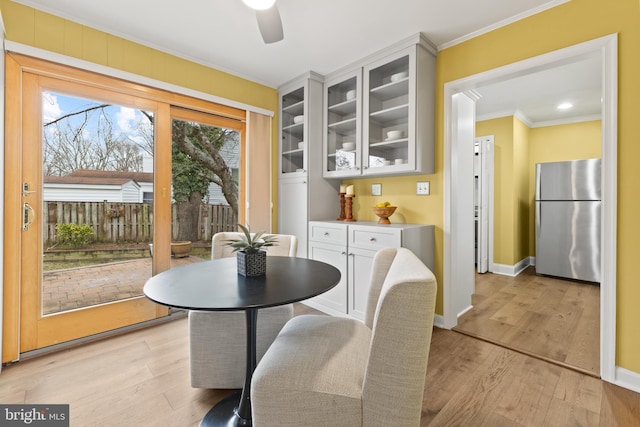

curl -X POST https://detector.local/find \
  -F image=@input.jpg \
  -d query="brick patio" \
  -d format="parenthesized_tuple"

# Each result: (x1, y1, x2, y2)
(42, 256, 203, 315)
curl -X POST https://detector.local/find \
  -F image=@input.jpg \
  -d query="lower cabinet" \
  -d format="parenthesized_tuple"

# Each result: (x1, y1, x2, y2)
(305, 221, 434, 321)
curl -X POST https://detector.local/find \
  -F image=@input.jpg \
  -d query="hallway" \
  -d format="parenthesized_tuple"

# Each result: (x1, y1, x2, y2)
(454, 267, 599, 376)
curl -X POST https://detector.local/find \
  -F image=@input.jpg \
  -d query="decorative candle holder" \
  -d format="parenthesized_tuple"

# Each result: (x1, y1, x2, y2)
(337, 193, 346, 221)
(344, 195, 356, 222)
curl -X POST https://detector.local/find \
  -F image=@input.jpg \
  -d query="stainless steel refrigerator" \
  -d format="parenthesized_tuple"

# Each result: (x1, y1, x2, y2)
(535, 158, 601, 282)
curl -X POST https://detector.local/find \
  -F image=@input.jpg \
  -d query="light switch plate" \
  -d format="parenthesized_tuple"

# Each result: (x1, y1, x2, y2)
(416, 181, 430, 195)
(371, 183, 382, 196)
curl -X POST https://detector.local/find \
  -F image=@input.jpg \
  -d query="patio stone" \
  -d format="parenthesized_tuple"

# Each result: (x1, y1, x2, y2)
(42, 256, 202, 315)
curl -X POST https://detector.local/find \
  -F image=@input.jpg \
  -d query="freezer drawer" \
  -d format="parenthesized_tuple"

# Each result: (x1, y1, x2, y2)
(536, 158, 601, 201)
(535, 200, 601, 282)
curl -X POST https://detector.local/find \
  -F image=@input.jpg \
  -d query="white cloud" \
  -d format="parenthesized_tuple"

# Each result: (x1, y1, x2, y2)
(116, 106, 138, 134)
(42, 92, 63, 123)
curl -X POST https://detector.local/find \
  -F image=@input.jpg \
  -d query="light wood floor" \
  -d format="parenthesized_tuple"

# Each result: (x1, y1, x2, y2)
(454, 267, 600, 376)
(2, 304, 637, 426)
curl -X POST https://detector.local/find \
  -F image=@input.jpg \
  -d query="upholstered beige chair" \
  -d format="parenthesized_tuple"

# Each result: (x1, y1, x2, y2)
(251, 247, 437, 427)
(188, 232, 298, 389)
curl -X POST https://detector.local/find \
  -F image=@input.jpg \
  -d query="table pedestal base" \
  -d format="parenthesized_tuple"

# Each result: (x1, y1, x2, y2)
(200, 390, 250, 427)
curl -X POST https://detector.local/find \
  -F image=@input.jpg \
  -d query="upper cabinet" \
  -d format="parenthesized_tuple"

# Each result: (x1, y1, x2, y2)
(280, 85, 307, 175)
(323, 34, 436, 178)
(323, 69, 362, 178)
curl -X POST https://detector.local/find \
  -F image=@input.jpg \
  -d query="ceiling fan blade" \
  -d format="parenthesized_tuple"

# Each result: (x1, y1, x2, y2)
(255, 4, 284, 44)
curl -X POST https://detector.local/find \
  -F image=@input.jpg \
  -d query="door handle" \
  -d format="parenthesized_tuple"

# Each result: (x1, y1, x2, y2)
(23, 202, 35, 231)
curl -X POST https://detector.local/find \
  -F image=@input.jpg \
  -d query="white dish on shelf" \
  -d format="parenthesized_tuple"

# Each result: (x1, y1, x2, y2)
(383, 160, 391, 166)
(395, 158, 404, 165)
(298, 141, 305, 149)
(342, 141, 356, 151)
(295, 168, 304, 172)
(390, 72, 408, 82)
(386, 130, 404, 140)
(346, 90, 356, 100)
(293, 115, 304, 124)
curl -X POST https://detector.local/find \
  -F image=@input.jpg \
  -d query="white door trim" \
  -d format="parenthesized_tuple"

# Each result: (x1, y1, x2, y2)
(443, 34, 618, 383)
(476, 136, 494, 274)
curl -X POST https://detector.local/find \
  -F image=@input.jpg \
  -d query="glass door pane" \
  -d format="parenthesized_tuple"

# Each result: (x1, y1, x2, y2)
(280, 87, 305, 174)
(326, 76, 359, 174)
(170, 111, 241, 263)
(366, 54, 410, 169)
(42, 92, 155, 315)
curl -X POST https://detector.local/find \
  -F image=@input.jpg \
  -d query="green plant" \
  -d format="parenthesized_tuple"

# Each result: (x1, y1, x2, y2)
(56, 223, 94, 248)
(224, 224, 277, 253)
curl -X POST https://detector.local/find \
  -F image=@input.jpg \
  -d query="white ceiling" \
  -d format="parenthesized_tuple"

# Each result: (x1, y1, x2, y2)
(14, 0, 601, 125)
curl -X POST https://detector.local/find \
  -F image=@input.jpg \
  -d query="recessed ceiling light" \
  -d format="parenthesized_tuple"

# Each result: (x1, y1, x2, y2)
(557, 102, 573, 110)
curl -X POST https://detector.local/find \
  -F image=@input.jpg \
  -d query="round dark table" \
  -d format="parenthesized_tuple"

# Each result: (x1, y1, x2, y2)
(143, 256, 341, 427)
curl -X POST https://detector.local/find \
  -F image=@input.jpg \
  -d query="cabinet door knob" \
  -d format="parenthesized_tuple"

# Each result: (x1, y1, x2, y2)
(369, 237, 376, 242)
(324, 232, 329, 236)
(354, 166, 360, 170)
(341, 251, 346, 256)
(363, 166, 368, 169)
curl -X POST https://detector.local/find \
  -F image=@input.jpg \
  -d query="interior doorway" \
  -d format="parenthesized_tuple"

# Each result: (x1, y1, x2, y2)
(443, 34, 618, 382)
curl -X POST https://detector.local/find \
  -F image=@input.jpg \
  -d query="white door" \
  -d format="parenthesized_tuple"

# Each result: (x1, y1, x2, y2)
(348, 246, 377, 321)
(476, 136, 494, 273)
(307, 240, 347, 314)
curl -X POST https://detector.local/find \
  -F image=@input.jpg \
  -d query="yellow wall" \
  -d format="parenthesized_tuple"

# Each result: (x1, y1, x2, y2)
(0, 0, 281, 229)
(513, 117, 530, 264)
(476, 117, 515, 265)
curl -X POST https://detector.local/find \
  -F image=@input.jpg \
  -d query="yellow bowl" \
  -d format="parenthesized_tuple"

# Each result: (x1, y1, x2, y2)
(372, 206, 397, 224)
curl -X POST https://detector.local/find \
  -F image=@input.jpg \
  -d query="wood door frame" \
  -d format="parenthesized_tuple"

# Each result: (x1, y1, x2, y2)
(2, 53, 247, 362)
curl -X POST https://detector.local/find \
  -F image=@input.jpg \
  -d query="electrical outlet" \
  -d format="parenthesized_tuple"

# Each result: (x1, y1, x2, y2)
(371, 183, 382, 196)
(416, 181, 430, 195)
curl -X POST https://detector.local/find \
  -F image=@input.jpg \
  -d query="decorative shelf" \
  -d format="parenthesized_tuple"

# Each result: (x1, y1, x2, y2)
(369, 104, 409, 123)
(328, 99, 357, 115)
(369, 78, 409, 99)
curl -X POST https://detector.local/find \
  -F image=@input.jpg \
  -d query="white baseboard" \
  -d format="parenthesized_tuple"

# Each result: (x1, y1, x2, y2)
(492, 257, 533, 277)
(434, 314, 446, 329)
(615, 366, 640, 393)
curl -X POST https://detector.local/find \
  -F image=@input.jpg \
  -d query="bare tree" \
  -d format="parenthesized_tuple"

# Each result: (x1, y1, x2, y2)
(43, 104, 143, 175)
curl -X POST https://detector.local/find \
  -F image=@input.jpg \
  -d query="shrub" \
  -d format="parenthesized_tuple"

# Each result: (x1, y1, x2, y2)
(56, 223, 94, 248)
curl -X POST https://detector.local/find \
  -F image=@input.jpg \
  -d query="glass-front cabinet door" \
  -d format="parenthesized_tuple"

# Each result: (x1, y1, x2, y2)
(323, 70, 361, 178)
(363, 48, 415, 175)
(280, 86, 306, 175)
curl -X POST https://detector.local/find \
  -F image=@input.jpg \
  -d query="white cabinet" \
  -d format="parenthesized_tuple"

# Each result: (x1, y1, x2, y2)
(306, 221, 434, 321)
(323, 69, 362, 178)
(322, 33, 436, 178)
(278, 73, 339, 257)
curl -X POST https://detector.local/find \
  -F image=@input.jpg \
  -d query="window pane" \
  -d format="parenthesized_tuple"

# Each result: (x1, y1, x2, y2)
(42, 91, 154, 315)
(170, 117, 240, 261)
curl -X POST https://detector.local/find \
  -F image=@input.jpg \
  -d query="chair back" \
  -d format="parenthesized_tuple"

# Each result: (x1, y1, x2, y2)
(361, 247, 437, 427)
(211, 232, 298, 260)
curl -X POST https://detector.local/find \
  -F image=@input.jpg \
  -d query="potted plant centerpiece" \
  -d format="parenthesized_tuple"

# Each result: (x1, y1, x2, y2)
(225, 224, 277, 276)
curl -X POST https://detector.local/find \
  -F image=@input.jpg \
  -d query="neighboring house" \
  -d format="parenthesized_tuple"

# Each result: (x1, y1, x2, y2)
(43, 170, 153, 203)
(44, 140, 239, 205)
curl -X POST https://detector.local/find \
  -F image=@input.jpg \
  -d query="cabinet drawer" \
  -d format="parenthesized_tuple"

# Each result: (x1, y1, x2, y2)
(308, 222, 347, 244)
(349, 226, 401, 250)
